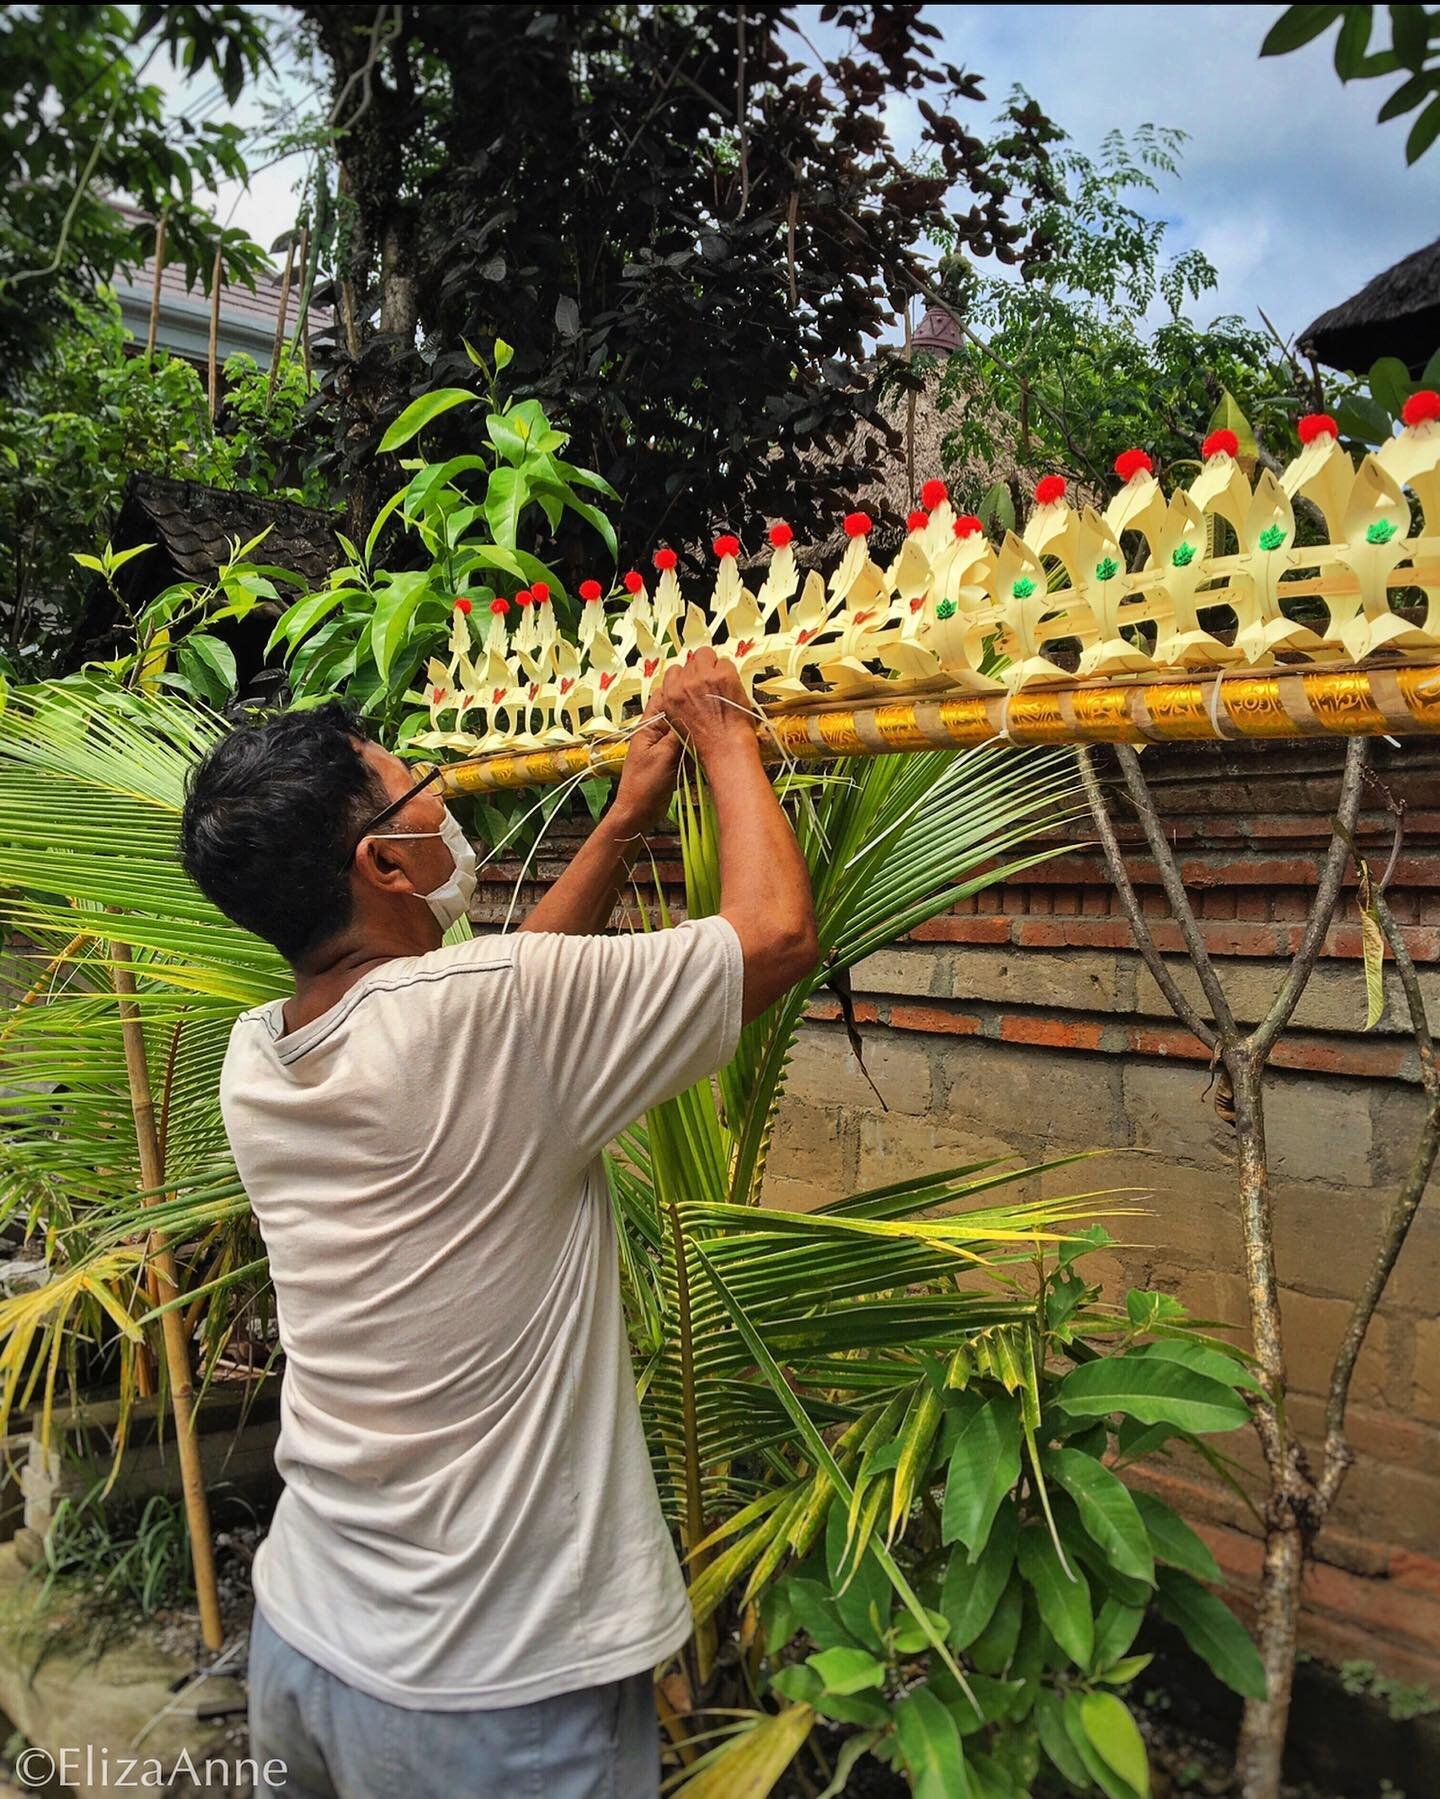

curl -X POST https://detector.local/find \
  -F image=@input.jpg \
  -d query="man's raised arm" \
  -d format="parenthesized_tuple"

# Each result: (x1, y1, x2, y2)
(660, 650, 818, 1023)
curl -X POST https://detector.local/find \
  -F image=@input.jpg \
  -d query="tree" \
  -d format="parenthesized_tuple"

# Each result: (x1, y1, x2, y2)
(294, 3, 1065, 553)
(0, 4, 271, 380)
(0, 292, 327, 679)
(931, 118, 1301, 515)
(1261, 5, 1440, 162)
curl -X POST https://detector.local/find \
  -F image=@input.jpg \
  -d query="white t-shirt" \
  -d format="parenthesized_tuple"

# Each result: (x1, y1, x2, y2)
(219, 915, 744, 1710)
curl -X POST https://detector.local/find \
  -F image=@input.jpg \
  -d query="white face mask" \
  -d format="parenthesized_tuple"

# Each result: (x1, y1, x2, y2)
(368, 807, 478, 934)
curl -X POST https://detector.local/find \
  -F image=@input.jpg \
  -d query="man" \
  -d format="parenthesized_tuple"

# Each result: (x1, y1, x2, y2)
(180, 648, 818, 1799)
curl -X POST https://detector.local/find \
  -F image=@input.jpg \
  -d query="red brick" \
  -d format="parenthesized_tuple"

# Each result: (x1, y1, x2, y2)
(1269, 1036, 1406, 1079)
(1235, 891, 1270, 921)
(1126, 1024, 1212, 1062)
(910, 916, 1012, 945)
(889, 1004, 982, 1037)
(998, 1014, 1104, 1051)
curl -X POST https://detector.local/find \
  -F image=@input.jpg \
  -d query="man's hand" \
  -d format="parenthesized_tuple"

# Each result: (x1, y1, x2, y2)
(657, 649, 756, 765)
(610, 692, 683, 833)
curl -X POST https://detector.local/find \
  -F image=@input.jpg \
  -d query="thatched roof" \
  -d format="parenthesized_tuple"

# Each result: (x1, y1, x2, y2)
(1298, 238, 1440, 377)
(779, 365, 1024, 569)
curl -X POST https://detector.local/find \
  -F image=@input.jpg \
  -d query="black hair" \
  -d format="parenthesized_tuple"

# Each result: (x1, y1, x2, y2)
(180, 702, 390, 964)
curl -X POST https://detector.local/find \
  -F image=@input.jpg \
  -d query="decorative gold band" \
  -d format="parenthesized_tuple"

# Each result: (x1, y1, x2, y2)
(437, 661, 1440, 796)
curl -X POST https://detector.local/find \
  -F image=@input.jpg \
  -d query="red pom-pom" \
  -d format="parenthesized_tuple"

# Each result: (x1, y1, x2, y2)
(578, 579, 603, 602)
(1402, 389, 1440, 427)
(530, 582, 550, 604)
(653, 547, 678, 571)
(843, 511, 873, 537)
(518, 587, 536, 607)
(1297, 412, 1338, 444)
(907, 509, 929, 532)
(453, 596, 472, 614)
(1033, 475, 1067, 506)
(953, 515, 983, 539)
(1114, 448, 1153, 482)
(713, 533, 740, 559)
(489, 597, 510, 616)
(1202, 428, 1239, 459)
(920, 478, 947, 510)
(623, 569, 644, 594)
(768, 521, 794, 548)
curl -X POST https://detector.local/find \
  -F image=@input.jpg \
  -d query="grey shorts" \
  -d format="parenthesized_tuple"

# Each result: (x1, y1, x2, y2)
(247, 1606, 660, 1798)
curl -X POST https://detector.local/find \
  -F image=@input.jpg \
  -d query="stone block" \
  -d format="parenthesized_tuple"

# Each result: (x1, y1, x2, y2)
(850, 946, 951, 1000)
(1265, 1073, 1374, 1187)
(1416, 1318, 1440, 1425)
(783, 1024, 935, 1117)
(1331, 1457, 1440, 1554)
(759, 1175, 836, 1214)
(1280, 1289, 1393, 1410)
(944, 947, 1132, 1015)
(1273, 1179, 1395, 1301)
(1048, 1155, 1240, 1271)
(1133, 956, 1440, 1037)
(854, 1111, 1019, 1192)
(1124, 1060, 1374, 1186)
(930, 1037, 1127, 1155)
(765, 1101, 851, 1188)
(1122, 1060, 1241, 1168)
(1370, 1081, 1438, 1187)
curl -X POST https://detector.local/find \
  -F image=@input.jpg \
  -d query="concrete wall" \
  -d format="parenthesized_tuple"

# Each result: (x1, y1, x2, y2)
(473, 737, 1440, 1684)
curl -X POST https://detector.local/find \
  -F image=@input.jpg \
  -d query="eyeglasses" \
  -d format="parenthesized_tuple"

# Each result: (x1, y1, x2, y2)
(340, 761, 442, 870)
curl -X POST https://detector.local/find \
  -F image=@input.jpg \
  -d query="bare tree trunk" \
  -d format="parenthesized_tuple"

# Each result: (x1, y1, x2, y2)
(1238, 1516, 1307, 1798)
(1080, 738, 1438, 1799)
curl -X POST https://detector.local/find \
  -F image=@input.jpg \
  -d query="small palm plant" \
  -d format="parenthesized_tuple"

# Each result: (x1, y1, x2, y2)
(0, 677, 282, 1434)
(609, 748, 1101, 1667)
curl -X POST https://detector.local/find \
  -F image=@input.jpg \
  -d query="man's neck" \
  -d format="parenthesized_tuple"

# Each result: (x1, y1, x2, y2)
(284, 923, 436, 1034)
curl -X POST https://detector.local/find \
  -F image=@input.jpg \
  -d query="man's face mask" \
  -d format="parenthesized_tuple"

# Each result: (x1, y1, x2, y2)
(369, 807, 478, 933)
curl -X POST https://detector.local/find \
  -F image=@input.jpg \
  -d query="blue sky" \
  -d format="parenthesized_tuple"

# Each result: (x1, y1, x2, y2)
(846, 3, 1432, 342)
(197, 5, 1431, 349)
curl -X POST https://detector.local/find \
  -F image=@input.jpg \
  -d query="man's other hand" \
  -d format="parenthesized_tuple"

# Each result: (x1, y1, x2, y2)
(611, 693, 683, 832)
(658, 650, 755, 763)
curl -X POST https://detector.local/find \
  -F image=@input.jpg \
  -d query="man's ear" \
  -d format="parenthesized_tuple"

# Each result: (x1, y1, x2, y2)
(352, 836, 419, 896)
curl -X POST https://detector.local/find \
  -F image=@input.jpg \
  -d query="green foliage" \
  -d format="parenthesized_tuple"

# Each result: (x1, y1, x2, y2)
(0, 293, 326, 680)
(1261, 7, 1440, 161)
(299, 4, 1066, 550)
(1338, 1658, 1440, 1721)
(713, 1244, 1264, 1798)
(1335, 348, 1440, 447)
(266, 347, 618, 793)
(934, 116, 1301, 501)
(39, 1481, 195, 1620)
(0, 4, 270, 373)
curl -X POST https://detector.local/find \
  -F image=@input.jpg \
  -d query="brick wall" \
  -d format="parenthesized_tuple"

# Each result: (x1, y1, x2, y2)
(473, 737, 1440, 1685)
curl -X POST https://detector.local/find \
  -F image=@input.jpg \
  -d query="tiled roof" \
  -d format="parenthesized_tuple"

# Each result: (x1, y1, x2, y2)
(114, 472, 340, 590)
(109, 203, 333, 366)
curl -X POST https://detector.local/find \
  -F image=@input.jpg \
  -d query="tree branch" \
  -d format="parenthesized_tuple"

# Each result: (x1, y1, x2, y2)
(1077, 748, 1217, 1051)
(1114, 745, 1239, 1043)
(1319, 881, 1440, 1505)
(1248, 736, 1368, 1062)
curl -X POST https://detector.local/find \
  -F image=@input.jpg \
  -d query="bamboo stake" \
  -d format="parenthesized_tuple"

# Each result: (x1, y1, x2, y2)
(206, 244, 223, 420)
(144, 213, 167, 365)
(110, 939, 224, 1652)
(267, 235, 297, 402)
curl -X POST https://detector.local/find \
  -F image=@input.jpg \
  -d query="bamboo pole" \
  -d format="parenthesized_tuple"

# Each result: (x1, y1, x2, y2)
(439, 661, 1440, 798)
(110, 939, 224, 1652)
(267, 235, 297, 402)
(206, 244, 223, 420)
(144, 213, 167, 364)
